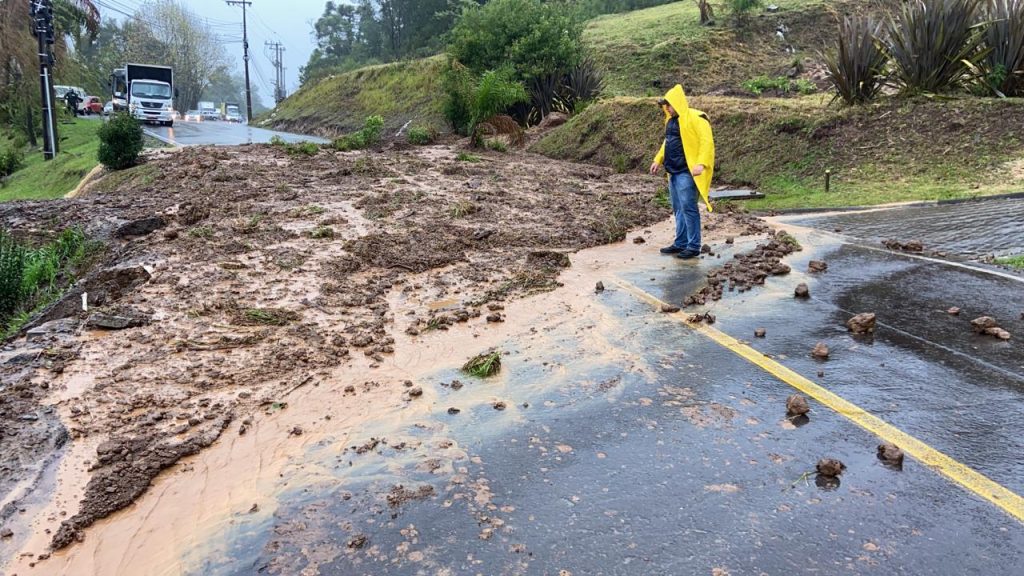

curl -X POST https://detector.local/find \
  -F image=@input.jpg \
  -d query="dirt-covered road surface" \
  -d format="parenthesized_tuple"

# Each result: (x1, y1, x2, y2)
(0, 142, 765, 574)
(3, 142, 1023, 575)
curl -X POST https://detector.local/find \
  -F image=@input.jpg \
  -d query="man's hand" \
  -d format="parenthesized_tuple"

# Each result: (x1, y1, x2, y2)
(691, 164, 705, 177)
(649, 162, 661, 175)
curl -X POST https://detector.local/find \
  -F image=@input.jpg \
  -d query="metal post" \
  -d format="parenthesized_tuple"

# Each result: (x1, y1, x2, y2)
(31, 0, 58, 160)
(825, 169, 832, 193)
(226, 0, 254, 121)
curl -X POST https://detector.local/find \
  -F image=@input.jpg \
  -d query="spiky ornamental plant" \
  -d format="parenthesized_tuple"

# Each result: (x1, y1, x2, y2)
(824, 15, 889, 104)
(884, 0, 988, 94)
(980, 0, 1024, 95)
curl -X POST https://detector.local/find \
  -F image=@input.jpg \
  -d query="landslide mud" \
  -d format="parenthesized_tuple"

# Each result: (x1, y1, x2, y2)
(0, 143, 767, 573)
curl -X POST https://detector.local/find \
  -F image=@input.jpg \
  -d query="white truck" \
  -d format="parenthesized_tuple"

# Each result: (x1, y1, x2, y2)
(198, 101, 219, 121)
(111, 64, 177, 126)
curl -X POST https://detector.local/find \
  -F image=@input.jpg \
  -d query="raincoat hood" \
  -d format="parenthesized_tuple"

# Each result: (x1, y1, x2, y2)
(662, 84, 690, 121)
(653, 84, 716, 211)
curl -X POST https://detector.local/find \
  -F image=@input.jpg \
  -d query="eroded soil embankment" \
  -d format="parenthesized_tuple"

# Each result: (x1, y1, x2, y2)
(0, 143, 768, 562)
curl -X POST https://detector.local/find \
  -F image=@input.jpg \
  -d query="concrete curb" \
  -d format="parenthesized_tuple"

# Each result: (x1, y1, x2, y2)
(763, 191, 1024, 215)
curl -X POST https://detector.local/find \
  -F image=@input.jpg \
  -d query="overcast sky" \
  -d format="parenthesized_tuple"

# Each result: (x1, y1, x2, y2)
(106, 0, 327, 95)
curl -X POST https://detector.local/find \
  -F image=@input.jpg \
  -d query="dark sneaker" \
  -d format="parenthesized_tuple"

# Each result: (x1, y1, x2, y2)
(660, 245, 684, 254)
(676, 249, 699, 260)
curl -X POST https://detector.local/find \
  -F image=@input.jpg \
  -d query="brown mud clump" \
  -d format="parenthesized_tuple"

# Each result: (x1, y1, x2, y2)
(971, 316, 1012, 340)
(794, 283, 810, 298)
(877, 443, 905, 468)
(883, 239, 924, 252)
(661, 304, 681, 313)
(816, 458, 846, 477)
(846, 312, 877, 334)
(786, 394, 810, 417)
(808, 260, 828, 273)
(687, 312, 716, 325)
(812, 342, 830, 359)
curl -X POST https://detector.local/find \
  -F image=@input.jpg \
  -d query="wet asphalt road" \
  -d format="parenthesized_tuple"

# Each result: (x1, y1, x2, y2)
(180, 201, 1024, 575)
(143, 120, 328, 147)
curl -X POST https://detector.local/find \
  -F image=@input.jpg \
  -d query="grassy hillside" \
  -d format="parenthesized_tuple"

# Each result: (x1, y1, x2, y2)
(585, 0, 836, 97)
(260, 57, 448, 138)
(532, 96, 1024, 209)
(1, 120, 100, 202)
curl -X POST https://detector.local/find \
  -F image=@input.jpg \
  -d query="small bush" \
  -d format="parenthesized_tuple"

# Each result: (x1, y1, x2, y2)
(270, 136, 320, 156)
(485, 139, 509, 152)
(613, 154, 630, 174)
(456, 152, 481, 162)
(333, 115, 385, 151)
(0, 147, 25, 178)
(97, 112, 144, 170)
(825, 15, 889, 104)
(407, 126, 436, 145)
(725, 0, 763, 28)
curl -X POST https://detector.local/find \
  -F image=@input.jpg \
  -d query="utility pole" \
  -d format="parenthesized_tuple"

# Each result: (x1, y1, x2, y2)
(29, 0, 58, 160)
(265, 40, 285, 104)
(225, 0, 253, 120)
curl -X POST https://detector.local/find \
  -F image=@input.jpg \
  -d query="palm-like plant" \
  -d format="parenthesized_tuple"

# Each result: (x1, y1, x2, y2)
(980, 0, 1024, 95)
(824, 15, 889, 104)
(884, 0, 988, 93)
(470, 68, 529, 147)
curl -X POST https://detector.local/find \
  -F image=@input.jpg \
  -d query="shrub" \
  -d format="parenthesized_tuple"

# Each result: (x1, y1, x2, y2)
(333, 115, 385, 151)
(824, 15, 889, 104)
(448, 0, 584, 82)
(407, 126, 436, 145)
(885, 0, 987, 94)
(979, 0, 1024, 96)
(725, 0, 763, 28)
(97, 112, 144, 170)
(0, 147, 25, 178)
(444, 65, 529, 145)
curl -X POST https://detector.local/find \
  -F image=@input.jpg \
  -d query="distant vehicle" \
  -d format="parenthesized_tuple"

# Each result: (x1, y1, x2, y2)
(80, 96, 103, 115)
(55, 85, 86, 100)
(198, 101, 218, 121)
(220, 102, 242, 123)
(111, 64, 177, 126)
(103, 101, 113, 116)
(183, 110, 203, 122)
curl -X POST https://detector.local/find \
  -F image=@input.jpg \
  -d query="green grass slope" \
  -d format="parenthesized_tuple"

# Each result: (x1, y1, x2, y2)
(585, 0, 833, 97)
(260, 57, 448, 138)
(532, 96, 1024, 210)
(1, 121, 100, 202)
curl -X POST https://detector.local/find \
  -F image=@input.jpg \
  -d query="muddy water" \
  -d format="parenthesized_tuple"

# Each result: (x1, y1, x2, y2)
(8, 217, 750, 575)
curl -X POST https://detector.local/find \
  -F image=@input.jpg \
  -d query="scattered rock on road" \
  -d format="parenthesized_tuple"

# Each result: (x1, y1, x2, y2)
(633, 236, 645, 244)
(348, 534, 368, 549)
(115, 216, 166, 238)
(0, 527, 13, 538)
(661, 304, 680, 313)
(808, 260, 828, 273)
(795, 283, 810, 298)
(812, 342, 829, 359)
(883, 239, 924, 252)
(754, 327, 766, 338)
(971, 316, 1011, 339)
(877, 443, 904, 468)
(816, 458, 846, 477)
(595, 281, 605, 293)
(786, 394, 810, 416)
(947, 307, 961, 315)
(846, 312, 877, 334)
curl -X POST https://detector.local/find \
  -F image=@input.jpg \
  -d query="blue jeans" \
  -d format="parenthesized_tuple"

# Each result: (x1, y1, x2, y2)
(669, 171, 701, 252)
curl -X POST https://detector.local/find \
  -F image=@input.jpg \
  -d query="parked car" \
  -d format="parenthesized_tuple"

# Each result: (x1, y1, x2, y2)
(79, 96, 103, 115)
(183, 110, 203, 122)
(103, 101, 114, 116)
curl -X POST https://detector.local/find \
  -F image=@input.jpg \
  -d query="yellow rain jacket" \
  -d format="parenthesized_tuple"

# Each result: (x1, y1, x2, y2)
(652, 84, 715, 211)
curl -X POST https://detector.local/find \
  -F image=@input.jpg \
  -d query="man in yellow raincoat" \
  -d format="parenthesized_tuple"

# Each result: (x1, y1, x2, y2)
(649, 84, 715, 259)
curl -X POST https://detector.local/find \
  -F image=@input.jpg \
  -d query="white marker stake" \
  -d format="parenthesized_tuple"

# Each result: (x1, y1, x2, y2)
(82, 292, 88, 312)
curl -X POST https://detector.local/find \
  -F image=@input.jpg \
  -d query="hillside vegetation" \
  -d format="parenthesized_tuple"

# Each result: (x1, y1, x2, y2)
(533, 95, 1024, 209)
(1, 121, 101, 202)
(586, 0, 834, 96)
(259, 57, 448, 138)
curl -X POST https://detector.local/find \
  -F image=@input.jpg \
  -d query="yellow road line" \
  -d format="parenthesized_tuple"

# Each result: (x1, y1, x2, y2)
(614, 278, 1024, 523)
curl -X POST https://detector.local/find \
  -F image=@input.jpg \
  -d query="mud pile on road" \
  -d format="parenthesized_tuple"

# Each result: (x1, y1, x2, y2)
(0, 143, 766, 552)
(683, 230, 798, 306)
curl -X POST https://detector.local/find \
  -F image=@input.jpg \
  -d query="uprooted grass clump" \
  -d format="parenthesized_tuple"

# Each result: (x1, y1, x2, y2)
(333, 115, 385, 151)
(270, 135, 320, 157)
(234, 307, 300, 326)
(462, 349, 502, 378)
